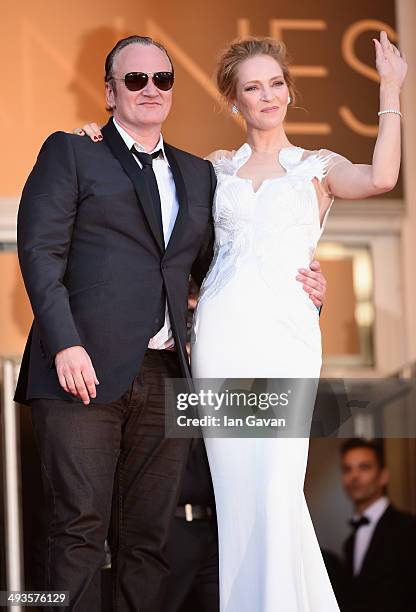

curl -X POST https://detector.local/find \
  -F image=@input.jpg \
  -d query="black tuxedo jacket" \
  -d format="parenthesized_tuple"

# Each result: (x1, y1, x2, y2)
(343, 504, 416, 612)
(15, 119, 215, 404)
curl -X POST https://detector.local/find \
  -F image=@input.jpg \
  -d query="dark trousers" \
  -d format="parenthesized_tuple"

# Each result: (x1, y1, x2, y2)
(162, 518, 219, 612)
(30, 349, 190, 612)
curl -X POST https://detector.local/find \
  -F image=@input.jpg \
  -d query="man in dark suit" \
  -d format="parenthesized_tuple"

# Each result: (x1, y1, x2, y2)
(15, 34, 328, 612)
(15, 35, 215, 612)
(340, 438, 416, 612)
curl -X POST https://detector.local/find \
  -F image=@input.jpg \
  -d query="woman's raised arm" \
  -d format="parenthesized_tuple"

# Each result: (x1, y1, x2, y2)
(327, 30, 407, 200)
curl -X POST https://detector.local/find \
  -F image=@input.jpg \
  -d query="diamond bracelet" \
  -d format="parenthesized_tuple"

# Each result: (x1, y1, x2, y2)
(378, 109, 402, 118)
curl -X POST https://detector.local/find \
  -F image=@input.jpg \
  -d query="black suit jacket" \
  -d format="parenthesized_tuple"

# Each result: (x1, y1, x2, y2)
(15, 119, 215, 404)
(343, 504, 416, 612)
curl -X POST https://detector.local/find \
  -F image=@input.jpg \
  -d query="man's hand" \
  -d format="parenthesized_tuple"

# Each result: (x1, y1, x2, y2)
(296, 260, 327, 308)
(55, 346, 99, 405)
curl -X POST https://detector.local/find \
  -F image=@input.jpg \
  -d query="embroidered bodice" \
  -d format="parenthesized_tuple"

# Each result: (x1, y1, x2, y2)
(198, 143, 346, 303)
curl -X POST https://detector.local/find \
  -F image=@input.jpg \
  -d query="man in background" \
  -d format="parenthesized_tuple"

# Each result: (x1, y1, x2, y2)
(340, 438, 416, 612)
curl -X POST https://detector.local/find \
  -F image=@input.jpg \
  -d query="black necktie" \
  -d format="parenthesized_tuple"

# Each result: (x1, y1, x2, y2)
(132, 148, 164, 247)
(349, 515, 370, 532)
(132, 148, 166, 336)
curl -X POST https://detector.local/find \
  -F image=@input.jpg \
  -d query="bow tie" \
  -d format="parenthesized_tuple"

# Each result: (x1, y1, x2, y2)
(349, 516, 370, 531)
(132, 149, 162, 166)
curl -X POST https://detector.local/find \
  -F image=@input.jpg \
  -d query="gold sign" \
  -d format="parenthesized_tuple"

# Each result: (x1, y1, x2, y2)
(0, 1, 400, 197)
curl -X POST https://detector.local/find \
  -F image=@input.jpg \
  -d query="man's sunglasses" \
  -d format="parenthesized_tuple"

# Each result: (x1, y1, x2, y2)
(109, 71, 174, 92)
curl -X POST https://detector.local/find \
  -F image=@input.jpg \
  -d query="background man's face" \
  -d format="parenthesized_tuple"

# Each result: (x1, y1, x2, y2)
(341, 447, 388, 506)
(106, 43, 173, 131)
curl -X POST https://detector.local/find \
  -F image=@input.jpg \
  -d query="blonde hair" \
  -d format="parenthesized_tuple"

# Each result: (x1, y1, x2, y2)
(216, 37, 296, 105)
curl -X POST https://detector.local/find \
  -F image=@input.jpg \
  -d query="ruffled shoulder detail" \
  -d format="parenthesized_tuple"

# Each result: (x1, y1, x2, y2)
(293, 149, 350, 184)
(208, 143, 254, 177)
(206, 148, 239, 176)
(278, 146, 304, 172)
(279, 146, 345, 186)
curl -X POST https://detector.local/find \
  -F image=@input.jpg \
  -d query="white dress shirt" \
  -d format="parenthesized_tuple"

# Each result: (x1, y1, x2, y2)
(352, 495, 389, 575)
(113, 118, 178, 349)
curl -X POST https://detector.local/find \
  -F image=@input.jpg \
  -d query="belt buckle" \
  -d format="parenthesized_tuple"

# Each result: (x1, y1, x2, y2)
(185, 503, 193, 522)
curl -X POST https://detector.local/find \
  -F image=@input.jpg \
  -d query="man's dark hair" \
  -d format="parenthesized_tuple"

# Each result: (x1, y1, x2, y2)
(340, 438, 385, 469)
(104, 35, 174, 82)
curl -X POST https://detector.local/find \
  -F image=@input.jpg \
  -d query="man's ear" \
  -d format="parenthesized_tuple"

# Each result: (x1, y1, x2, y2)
(380, 467, 390, 488)
(105, 81, 116, 110)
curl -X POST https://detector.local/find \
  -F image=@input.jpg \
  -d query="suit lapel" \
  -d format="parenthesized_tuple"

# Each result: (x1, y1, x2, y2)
(163, 143, 189, 256)
(344, 533, 354, 578)
(358, 506, 391, 578)
(101, 119, 165, 253)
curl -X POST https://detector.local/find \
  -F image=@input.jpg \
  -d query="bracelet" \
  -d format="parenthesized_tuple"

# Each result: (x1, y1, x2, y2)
(378, 109, 402, 118)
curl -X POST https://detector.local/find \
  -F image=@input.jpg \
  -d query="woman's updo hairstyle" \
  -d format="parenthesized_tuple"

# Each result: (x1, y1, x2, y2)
(216, 36, 296, 106)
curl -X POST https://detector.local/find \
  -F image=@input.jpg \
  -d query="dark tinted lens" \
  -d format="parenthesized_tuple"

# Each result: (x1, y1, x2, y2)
(124, 72, 148, 91)
(153, 72, 174, 91)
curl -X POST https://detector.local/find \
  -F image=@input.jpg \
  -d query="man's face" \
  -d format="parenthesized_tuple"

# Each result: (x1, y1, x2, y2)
(341, 447, 388, 506)
(106, 43, 173, 131)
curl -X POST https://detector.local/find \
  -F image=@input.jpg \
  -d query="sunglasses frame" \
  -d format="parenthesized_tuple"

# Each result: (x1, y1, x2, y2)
(109, 71, 175, 92)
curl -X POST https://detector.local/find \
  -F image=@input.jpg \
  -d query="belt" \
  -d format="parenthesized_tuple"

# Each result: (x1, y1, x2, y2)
(175, 504, 215, 521)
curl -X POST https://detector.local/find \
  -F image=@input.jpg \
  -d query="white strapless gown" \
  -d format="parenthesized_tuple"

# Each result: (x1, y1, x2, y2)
(191, 144, 345, 611)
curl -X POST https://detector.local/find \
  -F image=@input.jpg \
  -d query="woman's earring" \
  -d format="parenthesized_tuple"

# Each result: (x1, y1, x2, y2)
(288, 95, 291, 105)
(231, 104, 239, 114)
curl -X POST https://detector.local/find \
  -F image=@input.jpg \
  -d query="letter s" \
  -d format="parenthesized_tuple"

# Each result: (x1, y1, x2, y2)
(339, 20, 397, 137)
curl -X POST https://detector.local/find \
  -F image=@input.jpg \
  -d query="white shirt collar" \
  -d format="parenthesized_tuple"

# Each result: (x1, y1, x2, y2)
(112, 117, 168, 164)
(354, 496, 389, 524)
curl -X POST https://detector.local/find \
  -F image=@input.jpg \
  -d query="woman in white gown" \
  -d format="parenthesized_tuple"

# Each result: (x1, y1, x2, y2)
(191, 32, 406, 611)
(76, 30, 406, 612)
